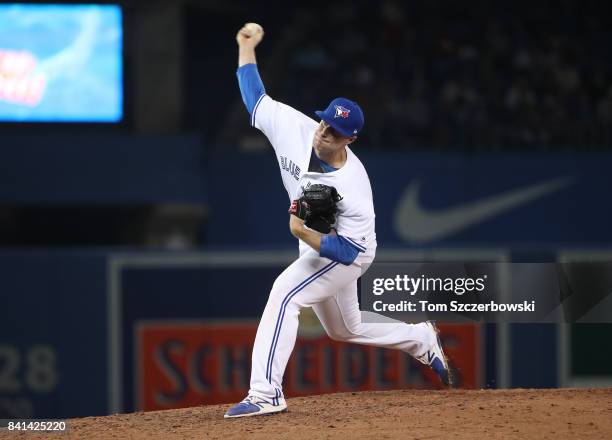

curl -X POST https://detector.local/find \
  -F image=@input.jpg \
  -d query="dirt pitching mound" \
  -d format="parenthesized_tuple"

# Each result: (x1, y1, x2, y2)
(4, 388, 612, 440)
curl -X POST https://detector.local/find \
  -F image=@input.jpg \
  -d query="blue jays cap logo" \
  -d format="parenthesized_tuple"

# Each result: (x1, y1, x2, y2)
(334, 105, 351, 119)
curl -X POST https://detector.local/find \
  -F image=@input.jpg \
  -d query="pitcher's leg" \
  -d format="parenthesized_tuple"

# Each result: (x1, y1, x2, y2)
(314, 280, 453, 386)
(249, 252, 362, 402)
(312, 282, 435, 358)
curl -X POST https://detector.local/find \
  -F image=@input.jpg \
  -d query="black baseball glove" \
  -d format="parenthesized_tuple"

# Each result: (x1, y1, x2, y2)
(288, 184, 343, 234)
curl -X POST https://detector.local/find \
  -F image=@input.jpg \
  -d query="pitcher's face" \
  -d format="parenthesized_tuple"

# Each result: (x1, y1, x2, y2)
(313, 120, 356, 154)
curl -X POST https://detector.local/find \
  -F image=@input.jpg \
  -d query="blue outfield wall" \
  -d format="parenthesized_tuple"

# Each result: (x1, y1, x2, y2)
(0, 252, 108, 418)
(206, 151, 612, 247)
(0, 135, 208, 203)
(2, 136, 611, 246)
(1, 249, 608, 418)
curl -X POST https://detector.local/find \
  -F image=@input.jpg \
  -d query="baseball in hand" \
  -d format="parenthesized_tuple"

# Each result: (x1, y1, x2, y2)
(244, 22, 263, 37)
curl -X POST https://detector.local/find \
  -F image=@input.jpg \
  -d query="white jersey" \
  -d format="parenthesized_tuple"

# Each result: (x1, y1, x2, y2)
(252, 94, 376, 250)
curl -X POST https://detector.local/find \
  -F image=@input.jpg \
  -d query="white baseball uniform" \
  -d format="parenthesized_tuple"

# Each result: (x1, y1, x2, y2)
(246, 94, 435, 404)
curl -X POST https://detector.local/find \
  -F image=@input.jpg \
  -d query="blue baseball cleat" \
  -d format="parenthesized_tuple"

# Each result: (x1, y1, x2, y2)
(417, 321, 454, 388)
(224, 395, 288, 419)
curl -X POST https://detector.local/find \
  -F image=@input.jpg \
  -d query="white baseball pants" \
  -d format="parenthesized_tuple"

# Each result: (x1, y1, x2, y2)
(248, 247, 435, 403)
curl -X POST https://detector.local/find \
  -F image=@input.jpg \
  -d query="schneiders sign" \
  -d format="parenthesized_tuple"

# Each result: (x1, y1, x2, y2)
(360, 262, 612, 323)
(135, 321, 480, 411)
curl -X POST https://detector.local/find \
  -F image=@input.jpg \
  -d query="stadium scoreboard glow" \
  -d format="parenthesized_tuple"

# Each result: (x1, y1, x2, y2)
(0, 4, 122, 122)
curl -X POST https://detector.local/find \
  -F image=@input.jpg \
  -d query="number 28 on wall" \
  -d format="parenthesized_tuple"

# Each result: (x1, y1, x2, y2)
(0, 345, 58, 393)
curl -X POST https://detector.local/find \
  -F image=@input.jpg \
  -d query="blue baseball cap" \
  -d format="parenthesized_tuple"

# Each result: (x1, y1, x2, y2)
(315, 97, 364, 137)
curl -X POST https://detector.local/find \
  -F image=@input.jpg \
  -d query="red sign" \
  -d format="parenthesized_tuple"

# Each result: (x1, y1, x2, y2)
(136, 321, 480, 411)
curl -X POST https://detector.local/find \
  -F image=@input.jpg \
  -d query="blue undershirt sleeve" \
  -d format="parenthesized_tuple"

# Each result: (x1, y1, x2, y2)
(236, 63, 266, 115)
(319, 235, 364, 266)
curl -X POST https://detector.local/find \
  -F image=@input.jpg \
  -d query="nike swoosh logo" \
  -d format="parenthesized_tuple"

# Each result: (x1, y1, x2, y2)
(394, 176, 573, 243)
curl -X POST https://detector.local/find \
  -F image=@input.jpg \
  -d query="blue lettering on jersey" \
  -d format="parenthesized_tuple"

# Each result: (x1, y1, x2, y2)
(280, 156, 301, 180)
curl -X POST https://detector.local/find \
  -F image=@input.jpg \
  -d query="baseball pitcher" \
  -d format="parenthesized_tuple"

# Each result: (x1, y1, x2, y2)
(225, 23, 453, 418)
